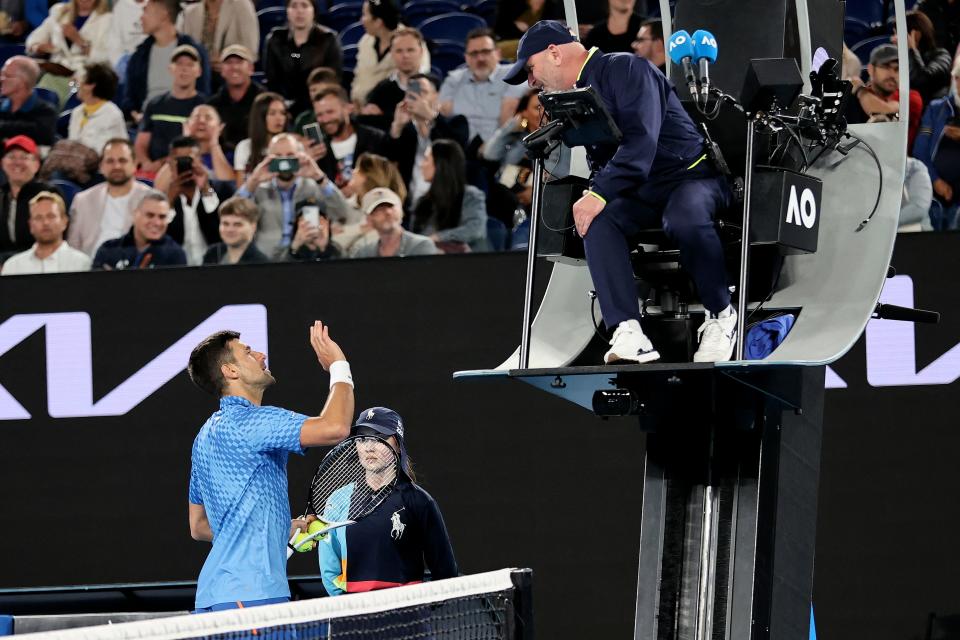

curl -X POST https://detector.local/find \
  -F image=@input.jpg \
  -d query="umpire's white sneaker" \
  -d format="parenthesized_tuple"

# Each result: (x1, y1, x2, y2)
(604, 320, 661, 364)
(693, 306, 738, 362)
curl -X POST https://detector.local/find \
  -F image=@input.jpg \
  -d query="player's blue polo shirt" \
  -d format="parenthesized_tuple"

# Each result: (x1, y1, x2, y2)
(189, 395, 307, 609)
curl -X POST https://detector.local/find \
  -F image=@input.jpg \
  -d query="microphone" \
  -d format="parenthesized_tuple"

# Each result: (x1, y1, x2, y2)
(667, 30, 699, 104)
(692, 29, 717, 103)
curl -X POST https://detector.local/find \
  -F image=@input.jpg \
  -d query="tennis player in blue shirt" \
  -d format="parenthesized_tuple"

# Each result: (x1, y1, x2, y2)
(186, 321, 355, 612)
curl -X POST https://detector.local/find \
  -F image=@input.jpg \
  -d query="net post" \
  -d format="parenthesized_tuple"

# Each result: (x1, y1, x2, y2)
(509, 569, 534, 640)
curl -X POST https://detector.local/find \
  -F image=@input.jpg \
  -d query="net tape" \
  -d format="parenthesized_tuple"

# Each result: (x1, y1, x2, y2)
(18, 569, 523, 640)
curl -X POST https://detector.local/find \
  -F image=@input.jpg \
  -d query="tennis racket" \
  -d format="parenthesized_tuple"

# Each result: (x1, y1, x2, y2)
(287, 435, 399, 558)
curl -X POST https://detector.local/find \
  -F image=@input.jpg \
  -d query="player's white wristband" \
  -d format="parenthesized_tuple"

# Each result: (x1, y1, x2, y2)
(329, 360, 354, 389)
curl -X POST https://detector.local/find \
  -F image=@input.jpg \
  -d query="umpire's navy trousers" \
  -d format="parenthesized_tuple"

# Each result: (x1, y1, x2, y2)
(583, 168, 732, 327)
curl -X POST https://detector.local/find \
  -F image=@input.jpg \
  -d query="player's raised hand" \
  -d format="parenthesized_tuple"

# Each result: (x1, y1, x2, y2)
(309, 321, 346, 371)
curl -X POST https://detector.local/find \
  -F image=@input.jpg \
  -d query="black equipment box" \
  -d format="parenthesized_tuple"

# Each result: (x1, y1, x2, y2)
(536, 176, 588, 262)
(750, 167, 822, 253)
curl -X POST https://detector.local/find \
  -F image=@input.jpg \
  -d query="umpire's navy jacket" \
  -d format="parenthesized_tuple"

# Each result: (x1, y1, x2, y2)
(575, 48, 708, 203)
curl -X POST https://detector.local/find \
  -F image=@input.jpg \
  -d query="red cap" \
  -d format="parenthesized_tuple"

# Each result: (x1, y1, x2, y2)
(4, 135, 39, 157)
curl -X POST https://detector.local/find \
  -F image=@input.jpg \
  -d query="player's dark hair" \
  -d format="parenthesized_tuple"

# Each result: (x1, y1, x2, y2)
(188, 330, 241, 396)
(412, 139, 466, 235)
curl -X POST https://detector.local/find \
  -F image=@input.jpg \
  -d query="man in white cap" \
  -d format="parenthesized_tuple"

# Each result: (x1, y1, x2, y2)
(349, 188, 438, 258)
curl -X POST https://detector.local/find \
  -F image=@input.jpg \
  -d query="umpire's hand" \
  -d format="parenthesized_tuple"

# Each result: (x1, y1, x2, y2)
(573, 190, 606, 237)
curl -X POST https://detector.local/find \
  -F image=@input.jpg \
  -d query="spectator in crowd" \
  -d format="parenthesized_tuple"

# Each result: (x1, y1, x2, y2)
(439, 28, 528, 152)
(68, 62, 127, 155)
(206, 45, 264, 155)
(134, 44, 207, 175)
(25, 0, 117, 106)
(326, 151, 406, 252)
(632, 18, 665, 74)
(387, 73, 468, 200)
(287, 197, 342, 261)
(916, 0, 960, 57)
(263, 0, 342, 117)
(362, 27, 427, 127)
(292, 66, 338, 134)
(112, 0, 147, 60)
(162, 135, 234, 265)
(0, 0, 29, 40)
(234, 91, 288, 182)
(122, 0, 211, 118)
(350, 186, 437, 257)
(494, 0, 564, 59)
(178, 0, 258, 76)
(411, 139, 487, 252)
(182, 104, 234, 178)
(583, 0, 643, 54)
(311, 84, 386, 189)
(913, 59, 960, 230)
(68, 138, 152, 256)
(202, 195, 269, 264)
(1, 191, 91, 274)
(0, 135, 57, 257)
(0, 56, 58, 145)
(92, 189, 187, 269)
(351, 0, 431, 106)
(899, 157, 934, 231)
(893, 10, 953, 105)
(237, 133, 330, 259)
(848, 44, 923, 149)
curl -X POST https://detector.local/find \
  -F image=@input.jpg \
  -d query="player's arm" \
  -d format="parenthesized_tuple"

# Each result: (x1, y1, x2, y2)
(189, 503, 213, 542)
(300, 321, 354, 448)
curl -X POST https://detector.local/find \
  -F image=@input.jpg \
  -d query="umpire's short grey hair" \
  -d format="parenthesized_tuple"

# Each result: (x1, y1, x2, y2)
(135, 189, 170, 212)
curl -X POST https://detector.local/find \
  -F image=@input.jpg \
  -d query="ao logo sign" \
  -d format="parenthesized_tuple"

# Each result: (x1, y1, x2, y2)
(0, 304, 267, 420)
(785, 185, 817, 229)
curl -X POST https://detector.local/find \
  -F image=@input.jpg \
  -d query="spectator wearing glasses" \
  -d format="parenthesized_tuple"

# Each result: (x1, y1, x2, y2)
(351, 0, 431, 106)
(0, 135, 58, 258)
(582, 0, 643, 54)
(178, 0, 258, 78)
(67, 62, 128, 155)
(263, 0, 342, 118)
(1, 191, 91, 275)
(438, 28, 528, 154)
(631, 18, 665, 74)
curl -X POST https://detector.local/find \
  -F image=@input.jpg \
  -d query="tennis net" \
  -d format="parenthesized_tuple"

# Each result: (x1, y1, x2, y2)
(18, 569, 533, 640)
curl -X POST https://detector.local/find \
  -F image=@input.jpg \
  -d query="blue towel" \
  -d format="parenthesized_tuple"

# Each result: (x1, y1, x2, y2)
(745, 314, 796, 359)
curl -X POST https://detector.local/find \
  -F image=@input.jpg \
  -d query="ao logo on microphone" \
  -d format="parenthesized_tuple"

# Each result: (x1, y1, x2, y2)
(785, 184, 817, 229)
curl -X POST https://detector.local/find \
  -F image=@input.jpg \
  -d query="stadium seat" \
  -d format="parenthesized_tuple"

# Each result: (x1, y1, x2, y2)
(323, 3, 362, 32)
(63, 89, 81, 110)
(430, 64, 444, 82)
(430, 39, 466, 75)
(418, 12, 487, 44)
(339, 20, 365, 47)
(0, 43, 24, 65)
(341, 44, 359, 69)
(57, 110, 71, 139)
(845, 0, 884, 25)
(402, 0, 463, 27)
(510, 218, 529, 251)
(844, 17, 874, 45)
(486, 216, 508, 251)
(461, 0, 496, 28)
(51, 179, 81, 211)
(257, 7, 287, 39)
(35, 88, 59, 108)
(255, 0, 285, 8)
(851, 35, 891, 65)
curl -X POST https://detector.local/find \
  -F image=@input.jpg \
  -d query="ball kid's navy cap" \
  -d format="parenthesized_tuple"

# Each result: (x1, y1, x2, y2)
(352, 406, 411, 477)
(503, 20, 577, 86)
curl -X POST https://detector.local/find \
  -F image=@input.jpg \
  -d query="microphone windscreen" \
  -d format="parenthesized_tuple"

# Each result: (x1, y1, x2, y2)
(692, 29, 718, 63)
(667, 30, 695, 64)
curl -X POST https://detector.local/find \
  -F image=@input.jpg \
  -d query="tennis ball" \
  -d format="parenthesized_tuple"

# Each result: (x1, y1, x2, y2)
(307, 520, 329, 542)
(293, 531, 316, 552)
